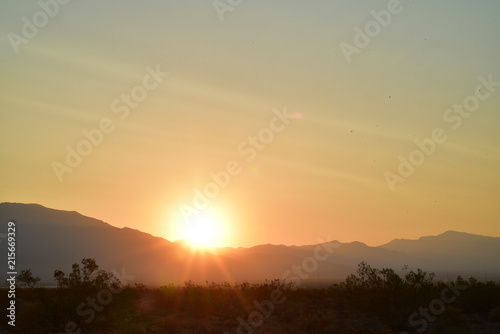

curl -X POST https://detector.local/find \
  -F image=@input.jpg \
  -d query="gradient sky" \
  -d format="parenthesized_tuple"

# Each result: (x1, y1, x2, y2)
(1, 0, 499, 248)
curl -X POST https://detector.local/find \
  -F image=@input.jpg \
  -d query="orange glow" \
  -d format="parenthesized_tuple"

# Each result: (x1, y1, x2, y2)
(173, 208, 230, 249)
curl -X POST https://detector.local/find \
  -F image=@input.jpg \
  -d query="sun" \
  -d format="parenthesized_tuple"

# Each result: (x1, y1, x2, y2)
(178, 209, 228, 249)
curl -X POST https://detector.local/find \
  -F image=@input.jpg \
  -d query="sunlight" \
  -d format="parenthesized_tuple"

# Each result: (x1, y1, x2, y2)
(176, 208, 229, 249)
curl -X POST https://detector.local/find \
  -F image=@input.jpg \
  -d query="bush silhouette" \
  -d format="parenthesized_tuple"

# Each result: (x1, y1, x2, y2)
(432, 306, 474, 333)
(54, 257, 120, 292)
(4, 260, 500, 334)
(490, 307, 500, 322)
(17, 269, 41, 288)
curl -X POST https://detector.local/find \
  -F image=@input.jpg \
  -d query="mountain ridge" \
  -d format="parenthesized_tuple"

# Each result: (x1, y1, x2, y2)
(1, 202, 499, 286)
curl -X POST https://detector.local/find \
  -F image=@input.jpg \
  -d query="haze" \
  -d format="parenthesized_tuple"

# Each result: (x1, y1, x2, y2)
(1, 0, 499, 247)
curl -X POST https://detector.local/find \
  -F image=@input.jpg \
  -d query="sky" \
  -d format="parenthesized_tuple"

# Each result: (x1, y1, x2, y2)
(1, 0, 499, 248)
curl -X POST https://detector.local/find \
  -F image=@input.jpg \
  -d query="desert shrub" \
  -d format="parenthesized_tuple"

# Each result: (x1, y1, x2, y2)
(332, 262, 438, 331)
(8, 259, 500, 334)
(17, 269, 41, 288)
(432, 306, 473, 333)
(452, 278, 500, 312)
(37, 258, 124, 332)
(490, 307, 500, 322)
(54, 258, 121, 294)
(111, 313, 153, 334)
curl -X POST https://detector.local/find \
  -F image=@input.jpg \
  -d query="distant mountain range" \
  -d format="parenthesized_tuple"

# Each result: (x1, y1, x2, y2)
(1, 203, 499, 286)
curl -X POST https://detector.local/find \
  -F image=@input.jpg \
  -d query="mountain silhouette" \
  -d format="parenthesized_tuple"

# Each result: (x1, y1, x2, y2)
(1, 203, 499, 286)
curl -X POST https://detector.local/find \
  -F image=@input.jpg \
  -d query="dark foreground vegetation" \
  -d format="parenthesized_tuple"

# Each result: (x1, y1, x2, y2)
(2, 259, 500, 334)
